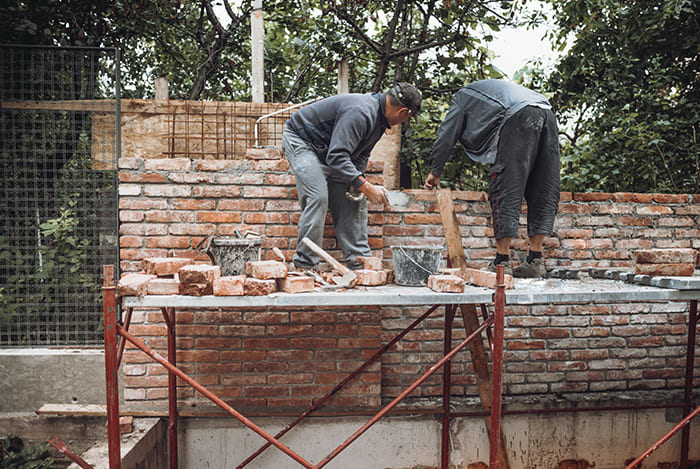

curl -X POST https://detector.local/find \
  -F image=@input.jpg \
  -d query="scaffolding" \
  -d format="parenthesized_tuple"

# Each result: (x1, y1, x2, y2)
(105, 267, 699, 469)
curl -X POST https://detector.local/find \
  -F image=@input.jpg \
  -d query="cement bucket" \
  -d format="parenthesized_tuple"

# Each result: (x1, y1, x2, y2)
(198, 236, 262, 276)
(391, 245, 443, 286)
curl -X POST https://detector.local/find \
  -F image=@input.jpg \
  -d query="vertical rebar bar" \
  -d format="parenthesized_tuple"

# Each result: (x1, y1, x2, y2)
(680, 299, 697, 467)
(102, 265, 121, 469)
(441, 304, 456, 469)
(490, 265, 505, 469)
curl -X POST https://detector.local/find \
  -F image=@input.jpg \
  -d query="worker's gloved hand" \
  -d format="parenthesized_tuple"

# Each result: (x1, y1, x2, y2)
(359, 182, 389, 207)
(423, 172, 440, 190)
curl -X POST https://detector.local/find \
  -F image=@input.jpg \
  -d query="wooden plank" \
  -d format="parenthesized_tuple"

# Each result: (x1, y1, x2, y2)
(436, 189, 468, 270)
(436, 188, 511, 469)
(37, 404, 107, 416)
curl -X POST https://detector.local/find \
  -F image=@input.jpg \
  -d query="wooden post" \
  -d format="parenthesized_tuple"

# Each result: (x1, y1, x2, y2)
(436, 189, 510, 469)
(251, 0, 264, 103)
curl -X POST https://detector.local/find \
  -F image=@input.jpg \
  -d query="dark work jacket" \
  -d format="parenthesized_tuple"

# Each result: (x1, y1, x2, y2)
(286, 92, 390, 189)
(428, 79, 552, 175)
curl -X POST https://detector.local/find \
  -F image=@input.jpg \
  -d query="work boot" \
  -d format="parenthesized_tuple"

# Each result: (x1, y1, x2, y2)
(486, 261, 512, 276)
(512, 257, 546, 278)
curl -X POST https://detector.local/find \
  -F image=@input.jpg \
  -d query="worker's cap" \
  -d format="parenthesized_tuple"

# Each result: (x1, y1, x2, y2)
(390, 82, 422, 123)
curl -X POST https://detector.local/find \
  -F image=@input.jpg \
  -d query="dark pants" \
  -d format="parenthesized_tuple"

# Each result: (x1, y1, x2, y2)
(488, 106, 560, 240)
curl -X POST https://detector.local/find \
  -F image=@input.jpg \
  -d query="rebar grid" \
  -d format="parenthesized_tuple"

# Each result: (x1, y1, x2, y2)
(163, 100, 295, 159)
(0, 45, 119, 346)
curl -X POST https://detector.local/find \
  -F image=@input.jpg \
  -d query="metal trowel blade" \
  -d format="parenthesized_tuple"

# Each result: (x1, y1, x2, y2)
(385, 191, 414, 209)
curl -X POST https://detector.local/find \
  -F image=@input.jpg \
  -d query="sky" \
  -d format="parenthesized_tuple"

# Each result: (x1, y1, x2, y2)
(214, 1, 562, 84)
(488, 24, 558, 79)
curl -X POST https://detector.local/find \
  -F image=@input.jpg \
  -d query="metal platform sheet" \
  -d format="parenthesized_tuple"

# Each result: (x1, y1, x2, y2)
(121, 276, 700, 309)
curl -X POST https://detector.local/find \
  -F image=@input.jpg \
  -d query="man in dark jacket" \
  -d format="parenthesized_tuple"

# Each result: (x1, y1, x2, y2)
(283, 83, 421, 271)
(423, 79, 560, 277)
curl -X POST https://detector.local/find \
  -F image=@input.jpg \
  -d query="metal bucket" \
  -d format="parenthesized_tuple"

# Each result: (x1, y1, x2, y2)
(198, 236, 262, 276)
(391, 245, 443, 286)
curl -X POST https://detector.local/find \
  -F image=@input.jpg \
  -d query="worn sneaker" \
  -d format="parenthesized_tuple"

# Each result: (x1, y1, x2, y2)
(486, 261, 513, 276)
(512, 257, 546, 278)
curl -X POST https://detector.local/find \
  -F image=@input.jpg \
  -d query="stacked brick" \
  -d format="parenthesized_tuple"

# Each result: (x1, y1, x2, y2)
(634, 248, 698, 276)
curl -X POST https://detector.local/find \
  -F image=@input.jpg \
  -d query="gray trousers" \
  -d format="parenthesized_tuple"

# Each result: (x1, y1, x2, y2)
(282, 128, 371, 270)
(489, 105, 561, 239)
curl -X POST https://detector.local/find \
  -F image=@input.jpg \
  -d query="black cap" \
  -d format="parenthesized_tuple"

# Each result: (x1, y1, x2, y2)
(390, 82, 422, 122)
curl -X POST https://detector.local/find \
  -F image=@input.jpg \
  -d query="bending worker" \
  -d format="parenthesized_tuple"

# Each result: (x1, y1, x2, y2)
(283, 83, 422, 271)
(423, 79, 560, 278)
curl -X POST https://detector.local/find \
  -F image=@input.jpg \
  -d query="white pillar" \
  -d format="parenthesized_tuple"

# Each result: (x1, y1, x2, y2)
(155, 76, 168, 100)
(251, 0, 264, 103)
(337, 59, 349, 94)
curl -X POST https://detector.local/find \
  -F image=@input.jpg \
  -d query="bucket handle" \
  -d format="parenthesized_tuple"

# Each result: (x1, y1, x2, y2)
(194, 235, 216, 264)
(397, 246, 441, 276)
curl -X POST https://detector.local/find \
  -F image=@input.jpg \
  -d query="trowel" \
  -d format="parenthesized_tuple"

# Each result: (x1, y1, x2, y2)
(345, 189, 414, 209)
(385, 190, 414, 209)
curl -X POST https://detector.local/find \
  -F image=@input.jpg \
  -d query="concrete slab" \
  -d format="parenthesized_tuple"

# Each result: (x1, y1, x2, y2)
(0, 348, 114, 413)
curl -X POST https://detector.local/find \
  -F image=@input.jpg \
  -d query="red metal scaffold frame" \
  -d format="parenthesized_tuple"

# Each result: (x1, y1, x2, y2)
(103, 265, 699, 469)
(102, 265, 508, 469)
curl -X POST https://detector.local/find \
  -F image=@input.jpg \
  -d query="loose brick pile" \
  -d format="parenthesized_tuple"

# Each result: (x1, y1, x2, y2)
(117, 253, 506, 297)
(117, 255, 400, 297)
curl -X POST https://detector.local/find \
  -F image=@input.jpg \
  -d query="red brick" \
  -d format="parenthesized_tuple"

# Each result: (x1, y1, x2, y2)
(117, 273, 157, 297)
(277, 275, 314, 293)
(246, 147, 282, 159)
(178, 283, 213, 296)
(573, 192, 613, 201)
(245, 260, 288, 279)
(460, 268, 514, 289)
(244, 278, 277, 295)
(356, 269, 388, 286)
(427, 274, 464, 293)
(147, 277, 180, 295)
(178, 264, 221, 285)
(356, 256, 383, 270)
(634, 263, 695, 276)
(141, 257, 194, 276)
(213, 276, 246, 296)
(634, 248, 697, 264)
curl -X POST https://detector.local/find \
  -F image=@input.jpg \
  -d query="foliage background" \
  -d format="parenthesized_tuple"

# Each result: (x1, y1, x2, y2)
(1, 0, 697, 195)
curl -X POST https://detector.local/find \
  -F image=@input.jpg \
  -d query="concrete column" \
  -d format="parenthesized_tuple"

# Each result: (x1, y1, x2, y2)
(251, 0, 264, 103)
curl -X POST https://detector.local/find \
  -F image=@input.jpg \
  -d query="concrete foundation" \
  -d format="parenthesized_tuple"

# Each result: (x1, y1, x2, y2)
(177, 408, 699, 469)
(0, 348, 111, 413)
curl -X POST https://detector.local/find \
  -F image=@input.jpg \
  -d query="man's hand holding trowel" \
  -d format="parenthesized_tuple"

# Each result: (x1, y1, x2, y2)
(357, 180, 390, 207)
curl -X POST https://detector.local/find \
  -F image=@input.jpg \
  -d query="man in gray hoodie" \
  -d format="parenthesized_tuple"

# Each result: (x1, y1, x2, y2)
(283, 83, 421, 271)
(423, 79, 560, 278)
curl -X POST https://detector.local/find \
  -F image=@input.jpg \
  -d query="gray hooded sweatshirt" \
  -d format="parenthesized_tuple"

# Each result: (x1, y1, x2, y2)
(286, 92, 390, 189)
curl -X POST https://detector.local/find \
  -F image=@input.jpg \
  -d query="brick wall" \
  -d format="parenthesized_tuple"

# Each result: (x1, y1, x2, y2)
(117, 104, 700, 412)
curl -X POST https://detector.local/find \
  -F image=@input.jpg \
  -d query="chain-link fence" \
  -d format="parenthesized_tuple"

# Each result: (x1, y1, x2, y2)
(0, 45, 119, 346)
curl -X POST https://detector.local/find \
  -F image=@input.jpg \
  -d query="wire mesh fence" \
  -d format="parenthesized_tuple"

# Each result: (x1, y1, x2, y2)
(0, 45, 119, 347)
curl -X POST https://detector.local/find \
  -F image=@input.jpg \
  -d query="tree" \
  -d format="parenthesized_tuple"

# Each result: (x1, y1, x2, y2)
(544, 0, 700, 194)
(0, 0, 540, 189)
